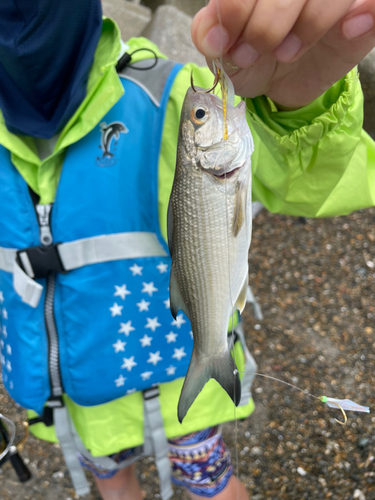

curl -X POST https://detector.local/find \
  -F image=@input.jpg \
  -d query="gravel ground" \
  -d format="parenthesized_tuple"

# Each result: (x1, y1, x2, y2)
(1, 207, 375, 500)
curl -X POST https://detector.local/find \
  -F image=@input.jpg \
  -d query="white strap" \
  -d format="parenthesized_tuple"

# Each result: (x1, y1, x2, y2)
(13, 259, 43, 308)
(246, 285, 263, 321)
(0, 247, 16, 273)
(234, 323, 258, 406)
(58, 232, 168, 270)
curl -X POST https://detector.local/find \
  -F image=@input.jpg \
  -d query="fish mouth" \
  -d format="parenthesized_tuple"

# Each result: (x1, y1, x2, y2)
(212, 167, 241, 179)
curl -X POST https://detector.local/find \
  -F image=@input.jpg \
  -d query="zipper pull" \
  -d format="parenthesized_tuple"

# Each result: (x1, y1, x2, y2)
(36, 204, 53, 246)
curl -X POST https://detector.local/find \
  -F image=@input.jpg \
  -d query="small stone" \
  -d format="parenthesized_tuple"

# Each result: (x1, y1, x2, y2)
(250, 446, 263, 457)
(358, 438, 370, 449)
(297, 467, 307, 476)
(353, 490, 366, 500)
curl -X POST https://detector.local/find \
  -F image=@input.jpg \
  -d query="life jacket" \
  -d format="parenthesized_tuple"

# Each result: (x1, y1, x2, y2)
(0, 56, 257, 499)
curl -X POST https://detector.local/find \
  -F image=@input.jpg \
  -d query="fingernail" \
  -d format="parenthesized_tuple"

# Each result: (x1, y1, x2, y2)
(343, 13, 374, 39)
(201, 25, 230, 58)
(231, 43, 260, 68)
(274, 33, 302, 62)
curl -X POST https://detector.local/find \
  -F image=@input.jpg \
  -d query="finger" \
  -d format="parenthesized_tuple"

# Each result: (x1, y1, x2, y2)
(230, 0, 307, 66)
(191, 0, 257, 59)
(273, 0, 356, 62)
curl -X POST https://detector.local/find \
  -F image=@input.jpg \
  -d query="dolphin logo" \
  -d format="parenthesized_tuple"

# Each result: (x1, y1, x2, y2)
(100, 121, 128, 159)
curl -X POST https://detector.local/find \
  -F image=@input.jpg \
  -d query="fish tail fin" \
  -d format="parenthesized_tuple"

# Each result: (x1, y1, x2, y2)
(178, 349, 241, 423)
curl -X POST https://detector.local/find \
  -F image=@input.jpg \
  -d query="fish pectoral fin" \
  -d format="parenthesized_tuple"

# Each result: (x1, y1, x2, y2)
(235, 274, 249, 314)
(169, 267, 188, 320)
(233, 181, 247, 237)
(167, 199, 173, 257)
(178, 349, 241, 423)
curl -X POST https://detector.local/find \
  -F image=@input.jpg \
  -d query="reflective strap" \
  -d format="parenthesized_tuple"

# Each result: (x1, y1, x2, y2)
(13, 259, 43, 308)
(143, 390, 173, 500)
(234, 323, 258, 407)
(54, 406, 90, 497)
(246, 285, 263, 321)
(58, 232, 168, 271)
(0, 247, 16, 273)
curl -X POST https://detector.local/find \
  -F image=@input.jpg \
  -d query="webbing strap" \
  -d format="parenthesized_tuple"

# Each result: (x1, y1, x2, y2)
(246, 285, 263, 321)
(54, 406, 90, 497)
(234, 323, 258, 407)
(13, 259, 43, 308)
(58, 232, 168, 271)
(143, 389, 173, 500)
(0, 232, 168, 308)
(0, 247, 16, 273)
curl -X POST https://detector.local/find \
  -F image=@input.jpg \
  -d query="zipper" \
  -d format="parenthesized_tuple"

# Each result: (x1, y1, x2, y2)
(34, 201, 63, 398)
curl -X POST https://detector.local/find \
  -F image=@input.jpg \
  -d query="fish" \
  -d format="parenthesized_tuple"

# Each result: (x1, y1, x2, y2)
(167, 69, 254, 423)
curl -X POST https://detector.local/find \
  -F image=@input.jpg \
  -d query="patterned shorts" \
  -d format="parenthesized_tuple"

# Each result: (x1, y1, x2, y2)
(78, 425, 233, 497)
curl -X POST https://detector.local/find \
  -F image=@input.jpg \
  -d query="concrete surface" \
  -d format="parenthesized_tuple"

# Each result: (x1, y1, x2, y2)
(142, 5, 206, 65)
(142, 0, 206, 18)
(102, 0, 152, 41)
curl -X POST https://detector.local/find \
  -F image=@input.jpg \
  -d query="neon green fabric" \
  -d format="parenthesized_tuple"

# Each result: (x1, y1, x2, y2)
(5, 18, 375, 455)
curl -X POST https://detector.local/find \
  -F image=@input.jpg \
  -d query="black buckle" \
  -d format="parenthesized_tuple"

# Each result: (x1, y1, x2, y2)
(16, 243, 66, 279)
(28, 396, 64, 427)
(143, 387, 160, 400)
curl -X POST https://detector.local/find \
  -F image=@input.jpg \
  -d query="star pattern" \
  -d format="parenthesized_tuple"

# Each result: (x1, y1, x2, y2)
(165, 331, 177, 343)
(166, 365, 177, 376)
(113, 339, 126, 353)
(110, 303, 123, 317)
(136, 299, 150, 312)
(118, 321, 135, 336)
(115, 374, 126, 387)
(0, 291, 4, 303)
(163, 298, 170, 309)
(2, 308, 8, 320)
(172, 347, 187, 361)
(142, 282, 158, 297)
(145, 317, 161, 332)
(121, 356, 137, 372)
(147, 351, 162, 366)
(156, 262, 168, 274)
(0, 291, 12, 390)
(139, 334, 152, 347)
(114, 284, 131, 300)
(129, 264, 143, 276)
(171, 314, 186, 329)
(140, 371, 153, 381)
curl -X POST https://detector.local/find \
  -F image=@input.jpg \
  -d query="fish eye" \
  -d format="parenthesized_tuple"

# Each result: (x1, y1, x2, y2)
(191, 106, 208, 125)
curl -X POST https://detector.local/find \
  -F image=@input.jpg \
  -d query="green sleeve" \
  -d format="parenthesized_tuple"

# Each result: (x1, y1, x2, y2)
(246, 68, 375, 217)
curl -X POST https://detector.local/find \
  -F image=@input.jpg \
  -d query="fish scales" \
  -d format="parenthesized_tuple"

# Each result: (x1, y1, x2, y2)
(168, 83, 254, 422)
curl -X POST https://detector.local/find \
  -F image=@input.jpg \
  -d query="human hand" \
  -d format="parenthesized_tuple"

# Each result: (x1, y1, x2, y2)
(191, 0, 375, 109)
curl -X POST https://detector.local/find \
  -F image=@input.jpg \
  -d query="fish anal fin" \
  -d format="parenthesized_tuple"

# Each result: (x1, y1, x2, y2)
(235, 274, 249, 314)
(233, 181, 246, 237)
(178, 349, 241, 423)
(169, 267, 188, 320)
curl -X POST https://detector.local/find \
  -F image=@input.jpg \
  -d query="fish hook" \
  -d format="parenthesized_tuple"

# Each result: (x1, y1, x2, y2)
(190, 69, 220, 94)
(328, 401, 348, 426)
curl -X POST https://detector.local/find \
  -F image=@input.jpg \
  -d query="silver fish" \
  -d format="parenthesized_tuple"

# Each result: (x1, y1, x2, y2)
(167, 78, 254, 423)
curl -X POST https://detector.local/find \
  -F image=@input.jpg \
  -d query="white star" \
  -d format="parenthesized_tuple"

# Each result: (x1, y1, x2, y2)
(2, 308, 8, 320)
(189, 331, 193, 339)
(114, 374, 126, 387)
(6, 345, 11, 355)
(6, 360, 11, 372)
(163, 298, 170, 309)
(129, 264, 143, 276)
(112, 339, 126, 353)
(118, 321, 135, 336)
(156, 262, 168, 273)
(0, 291, 4, 303)
(140, 371, 153, 381)
(121, 356, 137, 372)
(139, 334, 152, 347)
(171, 314, 186, 329)
(0, 354, 4, 365)
(142, 282, 158, 297)
(172, 347, 187, 361)
(147, 351, 162, 366)
(110, 303, 123, 317)
(165, 331, 177, 343)
(2, 325, 7, 338)
(0, 340, 3, 349)
(127, 388, 137, 394)
(9, 381, 13, 390)
(145, 317, 161, 332)
(166, 365, 177, 376)
(136, 299, 150, 312)
(114, 284, 131, 300)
